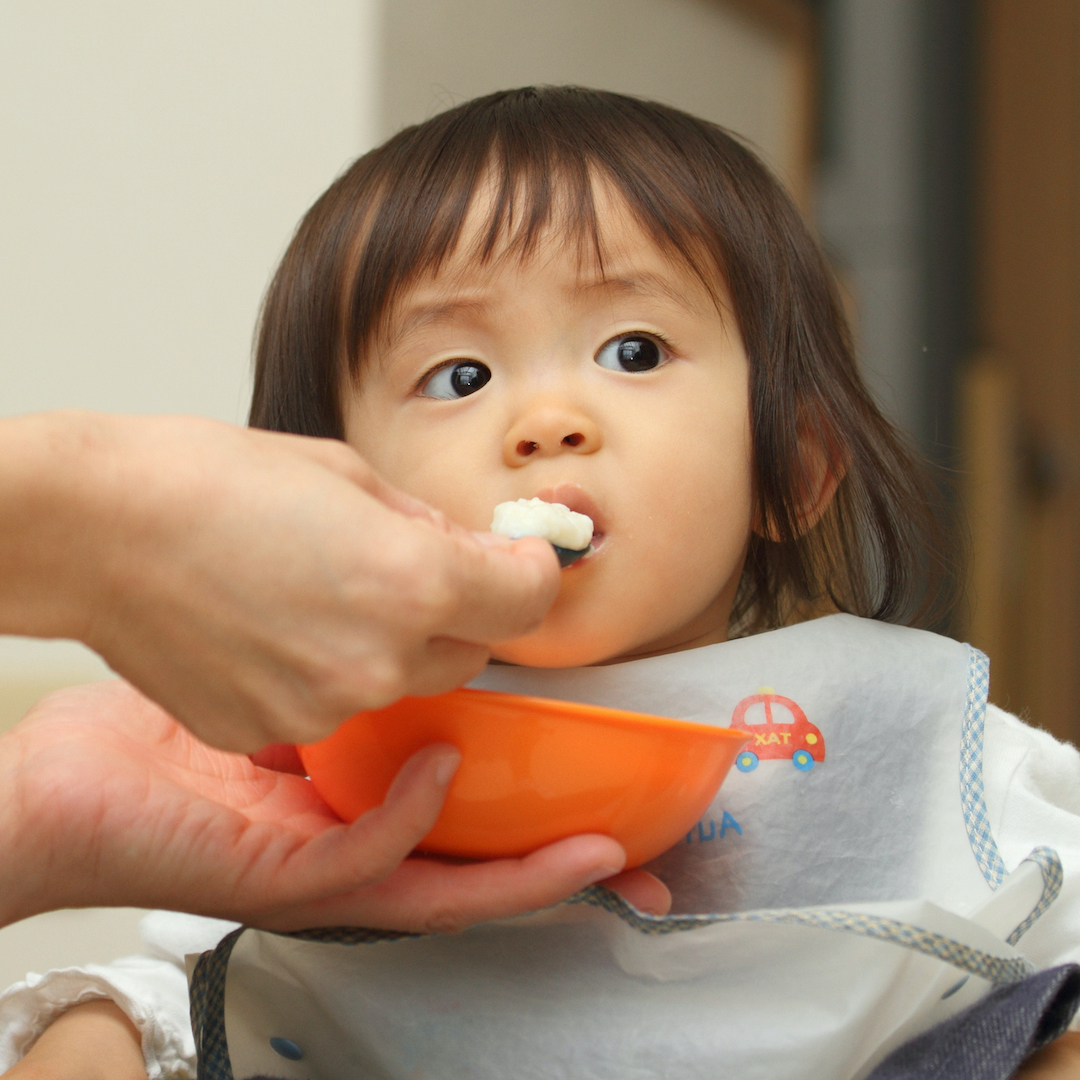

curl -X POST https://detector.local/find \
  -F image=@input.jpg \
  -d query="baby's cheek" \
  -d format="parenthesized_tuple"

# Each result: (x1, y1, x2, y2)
(491, 577, 637, 666)
(559, 571, 682, 659)
(620, 558, 713, 629)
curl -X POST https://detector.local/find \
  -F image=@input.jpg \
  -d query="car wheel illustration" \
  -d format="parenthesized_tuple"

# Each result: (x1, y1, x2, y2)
(736, 751, 759, 773)
(792, 749, 814, 771)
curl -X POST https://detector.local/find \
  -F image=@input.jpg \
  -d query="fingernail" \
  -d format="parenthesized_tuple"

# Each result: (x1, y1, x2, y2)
(583, 865, 623, 886)
(435, 749, 462, 785)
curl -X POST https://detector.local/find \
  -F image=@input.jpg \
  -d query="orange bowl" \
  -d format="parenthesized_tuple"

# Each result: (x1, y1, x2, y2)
(299, 687, 748, 868)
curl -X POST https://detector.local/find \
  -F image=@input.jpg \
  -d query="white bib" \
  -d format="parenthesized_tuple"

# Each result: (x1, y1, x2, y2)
(190, 616, 1061, 1080)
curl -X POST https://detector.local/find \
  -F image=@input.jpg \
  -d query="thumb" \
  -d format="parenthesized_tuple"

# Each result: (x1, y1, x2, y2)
(280, 743, 462, 900)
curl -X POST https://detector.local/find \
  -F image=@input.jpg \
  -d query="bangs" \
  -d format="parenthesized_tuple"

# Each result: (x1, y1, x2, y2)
(340, 87, 727, 369)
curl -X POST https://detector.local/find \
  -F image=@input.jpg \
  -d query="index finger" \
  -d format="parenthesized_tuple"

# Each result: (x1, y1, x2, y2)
(268, 431, 450, 528)
(269, 428, 562, 642)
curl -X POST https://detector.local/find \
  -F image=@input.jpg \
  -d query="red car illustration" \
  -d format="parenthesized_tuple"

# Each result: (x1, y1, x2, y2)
(730, 687, 825, 772)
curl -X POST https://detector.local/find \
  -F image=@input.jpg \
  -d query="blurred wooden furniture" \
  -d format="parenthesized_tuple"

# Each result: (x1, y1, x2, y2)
(962, 1, 1080, 741)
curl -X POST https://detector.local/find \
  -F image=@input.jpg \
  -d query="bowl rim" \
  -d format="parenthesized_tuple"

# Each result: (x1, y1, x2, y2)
(371, 686, 750, 745)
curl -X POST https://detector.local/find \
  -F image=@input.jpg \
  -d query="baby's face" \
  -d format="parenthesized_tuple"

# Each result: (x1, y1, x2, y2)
(343, 197, 754, 666)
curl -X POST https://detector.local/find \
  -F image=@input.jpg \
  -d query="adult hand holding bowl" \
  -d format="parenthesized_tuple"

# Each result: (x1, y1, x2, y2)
(299, 688, 749, 869)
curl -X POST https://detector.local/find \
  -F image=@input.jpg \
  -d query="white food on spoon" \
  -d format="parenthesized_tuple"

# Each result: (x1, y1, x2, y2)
(490, 498, 594, 552)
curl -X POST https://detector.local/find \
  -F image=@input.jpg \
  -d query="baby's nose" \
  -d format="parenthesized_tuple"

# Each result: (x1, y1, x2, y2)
(503, 407, 602, 465)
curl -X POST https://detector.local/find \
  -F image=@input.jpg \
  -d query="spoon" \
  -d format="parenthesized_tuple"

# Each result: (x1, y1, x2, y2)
(552, 543, 592, 568)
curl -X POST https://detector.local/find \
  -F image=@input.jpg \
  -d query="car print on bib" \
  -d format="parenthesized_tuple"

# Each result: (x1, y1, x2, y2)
(730, 687, 825, 772)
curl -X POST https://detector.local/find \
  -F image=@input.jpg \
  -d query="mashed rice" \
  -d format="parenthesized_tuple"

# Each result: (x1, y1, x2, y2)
(490, 498, 593, 551)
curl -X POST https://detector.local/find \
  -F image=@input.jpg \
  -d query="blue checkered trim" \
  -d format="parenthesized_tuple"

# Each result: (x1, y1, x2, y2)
(960, 647, 1009, 889)
(191, 927, 242, 1080)
(957, 649, 1062, 944)
(1007, 847, 1065, 946)
(190, 925, 416, 1079)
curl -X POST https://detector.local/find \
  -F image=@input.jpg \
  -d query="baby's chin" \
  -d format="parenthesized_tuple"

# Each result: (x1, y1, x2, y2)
(490, 625, 639, 669)
(490, 602, 732, 668)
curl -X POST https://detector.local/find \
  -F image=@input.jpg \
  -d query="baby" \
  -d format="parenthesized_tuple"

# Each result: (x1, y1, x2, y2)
(4, 87, 1080, 1079)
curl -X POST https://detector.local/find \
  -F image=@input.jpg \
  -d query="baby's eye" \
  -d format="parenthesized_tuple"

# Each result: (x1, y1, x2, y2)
(594, 334, 668, 373)
(420, 361, 492, 399)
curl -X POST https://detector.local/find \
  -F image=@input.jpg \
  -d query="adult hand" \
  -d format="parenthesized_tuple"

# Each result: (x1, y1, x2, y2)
(0, 682, 668, 932)
(0, 411, 560, 752)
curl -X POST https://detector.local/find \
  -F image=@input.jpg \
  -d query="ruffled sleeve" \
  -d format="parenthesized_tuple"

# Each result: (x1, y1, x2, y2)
(0, 911, 236, 1079)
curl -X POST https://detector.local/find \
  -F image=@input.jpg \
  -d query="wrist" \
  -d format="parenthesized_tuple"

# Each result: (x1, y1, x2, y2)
(0, 729, 42, 926)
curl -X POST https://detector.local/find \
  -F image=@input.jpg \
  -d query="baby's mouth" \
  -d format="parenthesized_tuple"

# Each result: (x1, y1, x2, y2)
(532, 483, 605, 561)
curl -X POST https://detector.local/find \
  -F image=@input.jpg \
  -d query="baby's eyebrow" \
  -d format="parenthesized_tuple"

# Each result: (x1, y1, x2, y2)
(578, 273, 703, 313)
(389, 296, 491, 342)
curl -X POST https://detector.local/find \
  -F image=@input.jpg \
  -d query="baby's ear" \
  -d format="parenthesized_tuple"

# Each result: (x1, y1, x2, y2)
(754, 413, 845, 541)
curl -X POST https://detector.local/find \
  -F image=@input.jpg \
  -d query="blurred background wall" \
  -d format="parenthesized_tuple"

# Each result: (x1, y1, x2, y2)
(0, 0, 1077, 993)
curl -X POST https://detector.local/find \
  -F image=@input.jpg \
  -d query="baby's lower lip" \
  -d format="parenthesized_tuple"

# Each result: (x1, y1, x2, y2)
(564, 531, 604, 569)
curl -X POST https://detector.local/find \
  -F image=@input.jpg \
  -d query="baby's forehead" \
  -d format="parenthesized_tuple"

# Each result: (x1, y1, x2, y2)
(379, 209, 726, 340)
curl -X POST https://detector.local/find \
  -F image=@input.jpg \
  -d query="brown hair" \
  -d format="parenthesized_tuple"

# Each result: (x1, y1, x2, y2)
(251, 85, 955, 634)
